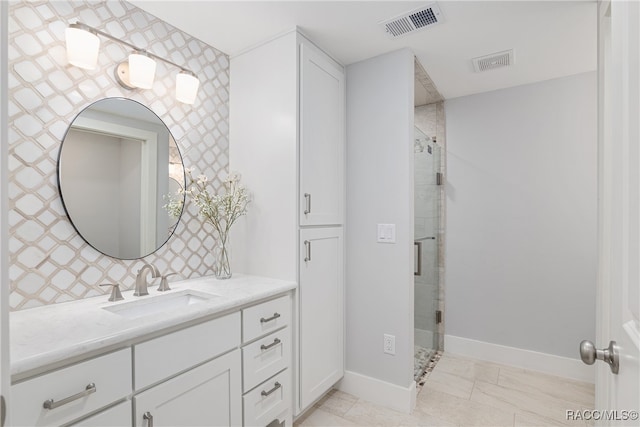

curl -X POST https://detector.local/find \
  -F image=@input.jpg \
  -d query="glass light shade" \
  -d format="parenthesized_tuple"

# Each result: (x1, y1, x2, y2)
(128, 53, 156, 89)
(175, 72, 200, 104)
(65, 27, 100, 70)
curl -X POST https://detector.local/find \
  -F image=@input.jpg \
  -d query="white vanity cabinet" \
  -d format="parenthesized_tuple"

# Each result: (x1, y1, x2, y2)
(10, 284, 295, 427)
(70, 401, 131, 426)
(230, 29, 345, 416)
(133, 313, 242, 427)
(241, 295, 293, 427)
(11, 348, 132, 427)
(134, 350, 242, 427)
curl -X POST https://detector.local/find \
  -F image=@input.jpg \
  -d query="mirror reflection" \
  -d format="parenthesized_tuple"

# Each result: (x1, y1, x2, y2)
(58, 98, 185, 259)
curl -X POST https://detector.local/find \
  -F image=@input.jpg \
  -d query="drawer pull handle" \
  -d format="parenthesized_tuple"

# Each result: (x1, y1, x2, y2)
(261, 381, 282, 397)
(261, 338, 282, 351)
(260, 313, 281, 323)
(304, 193, 311, 215)
(43, 383, 96, 410)
(143, 411, 154, 427)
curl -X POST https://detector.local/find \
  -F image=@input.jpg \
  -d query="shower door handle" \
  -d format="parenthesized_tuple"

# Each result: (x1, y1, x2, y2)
(414, 241, 422, 276)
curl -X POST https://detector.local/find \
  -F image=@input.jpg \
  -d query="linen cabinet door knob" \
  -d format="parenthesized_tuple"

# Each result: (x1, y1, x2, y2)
(304, 240, 311, 262)
(304, 193, 311, 214)
(143, 411, 154, 427)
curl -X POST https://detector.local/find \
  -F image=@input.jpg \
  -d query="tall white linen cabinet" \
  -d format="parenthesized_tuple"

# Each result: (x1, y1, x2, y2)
(230, 29, 345, 417)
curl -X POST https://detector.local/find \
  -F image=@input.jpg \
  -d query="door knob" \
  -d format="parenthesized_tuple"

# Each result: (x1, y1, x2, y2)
(580, 340, 619, 374)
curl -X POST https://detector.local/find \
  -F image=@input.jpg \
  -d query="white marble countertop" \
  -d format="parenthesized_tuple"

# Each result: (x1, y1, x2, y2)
(10, 274, 296, 380)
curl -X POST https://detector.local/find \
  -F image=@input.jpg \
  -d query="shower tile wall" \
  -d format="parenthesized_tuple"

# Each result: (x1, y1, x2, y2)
(415, 102, 446, 350)
(8, 0, 229, 310)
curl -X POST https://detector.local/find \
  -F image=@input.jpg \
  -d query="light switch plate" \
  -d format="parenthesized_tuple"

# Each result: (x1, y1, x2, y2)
(377, 224, 396, 243)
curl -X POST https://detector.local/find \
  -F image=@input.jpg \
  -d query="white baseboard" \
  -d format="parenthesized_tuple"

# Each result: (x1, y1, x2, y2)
(444, 335, 595, 383)
(336, 370, 416, 414)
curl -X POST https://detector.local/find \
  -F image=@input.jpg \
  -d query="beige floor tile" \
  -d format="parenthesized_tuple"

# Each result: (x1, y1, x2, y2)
(422, 368, 475, 399)
(498, 367, 595, 408)
(514, 411, 574, 426)
(342, 400, 408, 426)
(297, 354, 596, 427)
(416, 388, 515, 426)
(315, 389, 358, 417)
(295, 407, 358, 426)
(434, 353, 501, 384)
(397, 410, 459, 427)
(470, 380, 584, 426)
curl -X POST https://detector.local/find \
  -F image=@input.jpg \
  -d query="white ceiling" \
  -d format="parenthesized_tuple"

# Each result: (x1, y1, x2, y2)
(130, 0, 597, 99)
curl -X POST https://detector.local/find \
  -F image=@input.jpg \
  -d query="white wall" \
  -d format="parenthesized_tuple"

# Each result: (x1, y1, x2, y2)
(345, 49, 415, 388)
(445, 72, 597, 359)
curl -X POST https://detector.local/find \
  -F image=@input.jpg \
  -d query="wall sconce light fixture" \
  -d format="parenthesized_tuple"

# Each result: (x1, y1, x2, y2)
(65, 22, 200, 105)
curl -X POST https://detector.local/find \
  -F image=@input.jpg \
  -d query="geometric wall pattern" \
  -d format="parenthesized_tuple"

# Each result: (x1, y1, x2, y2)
(8, 0, 230, 310)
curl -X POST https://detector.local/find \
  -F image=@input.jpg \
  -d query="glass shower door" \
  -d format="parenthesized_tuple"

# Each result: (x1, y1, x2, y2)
(414, 127, 442, 380)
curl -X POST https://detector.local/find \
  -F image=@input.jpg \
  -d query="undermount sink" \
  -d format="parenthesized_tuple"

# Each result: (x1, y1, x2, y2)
(102, 290, 218, 319)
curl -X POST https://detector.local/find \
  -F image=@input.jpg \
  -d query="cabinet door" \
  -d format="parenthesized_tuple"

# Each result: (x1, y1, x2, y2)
(299, 42, 345, 226)
(299, 227, 344, 409)
(134, 350, 241, 427)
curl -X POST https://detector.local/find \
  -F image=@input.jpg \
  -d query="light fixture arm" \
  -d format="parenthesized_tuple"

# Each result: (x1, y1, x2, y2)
(70, 22, 196, 76)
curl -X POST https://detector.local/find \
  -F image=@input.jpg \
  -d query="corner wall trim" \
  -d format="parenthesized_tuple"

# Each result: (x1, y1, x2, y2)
(336, 370, 416, 414)
(444, 335, 595, 383)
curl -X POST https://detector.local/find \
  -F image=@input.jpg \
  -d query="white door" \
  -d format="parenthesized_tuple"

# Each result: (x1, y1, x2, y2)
(299, 42, 345, 226)
(0, 2, 9, 426)
(589, 0, 640, 423)
(299, 227, 344, 410)
(134, 350, 241, 427)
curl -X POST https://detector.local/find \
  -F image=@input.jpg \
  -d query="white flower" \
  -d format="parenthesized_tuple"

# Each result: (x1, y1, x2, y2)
(163, 168, 250, 238)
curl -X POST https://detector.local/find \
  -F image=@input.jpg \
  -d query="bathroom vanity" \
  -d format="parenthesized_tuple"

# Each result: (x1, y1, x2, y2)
(9, 275, 296, 426)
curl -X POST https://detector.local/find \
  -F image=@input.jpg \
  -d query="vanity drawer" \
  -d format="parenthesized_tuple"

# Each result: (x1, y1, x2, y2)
(11, 348, 132, 427)
(243, 295, 291, 343)
(69, 400, 132, 426)
(135, 311, 240, 390)
(242, 327, 291, 392)
(243, 369, 291, 427)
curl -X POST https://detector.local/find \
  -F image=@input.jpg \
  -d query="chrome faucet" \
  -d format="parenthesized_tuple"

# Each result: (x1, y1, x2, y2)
(134, 263, 160, 296)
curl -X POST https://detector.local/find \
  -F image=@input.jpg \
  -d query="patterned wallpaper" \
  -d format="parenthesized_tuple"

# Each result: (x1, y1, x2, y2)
(8, 0, 230, 310)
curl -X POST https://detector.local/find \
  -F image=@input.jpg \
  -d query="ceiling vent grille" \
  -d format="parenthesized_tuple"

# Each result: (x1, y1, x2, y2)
(381, 3, 444, 39)
(472, 50, 515, 72)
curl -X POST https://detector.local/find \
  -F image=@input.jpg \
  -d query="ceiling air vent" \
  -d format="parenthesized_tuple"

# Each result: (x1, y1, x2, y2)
(472, 49, 515, 72)
(381, 3, 444, 39)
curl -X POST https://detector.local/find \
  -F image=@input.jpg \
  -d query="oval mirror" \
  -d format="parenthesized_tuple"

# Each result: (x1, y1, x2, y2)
(58, 98, 185, 259)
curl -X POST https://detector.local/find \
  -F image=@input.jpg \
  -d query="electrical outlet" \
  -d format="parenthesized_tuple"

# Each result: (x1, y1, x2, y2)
(383, 334, 395, 355)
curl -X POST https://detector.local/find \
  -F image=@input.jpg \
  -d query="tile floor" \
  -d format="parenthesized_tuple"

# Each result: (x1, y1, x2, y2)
(414, 346, 436, 381)
(294, 353, 595, 426)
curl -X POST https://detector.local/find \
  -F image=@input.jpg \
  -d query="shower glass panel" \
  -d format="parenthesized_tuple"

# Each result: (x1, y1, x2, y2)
(414, 126, 441, 381)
